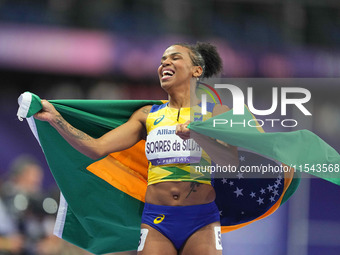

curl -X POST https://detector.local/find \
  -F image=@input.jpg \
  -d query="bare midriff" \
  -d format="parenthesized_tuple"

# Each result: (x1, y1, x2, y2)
(145, 181, 216, 206)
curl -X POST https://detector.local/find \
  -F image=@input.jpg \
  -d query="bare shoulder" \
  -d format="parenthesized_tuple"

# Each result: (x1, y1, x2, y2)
(212, 104, 230, 117)
(139, 105, 153, 115)
(130, 105, 153, 124)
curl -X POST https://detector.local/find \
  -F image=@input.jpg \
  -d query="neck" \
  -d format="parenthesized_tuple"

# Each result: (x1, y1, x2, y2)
(167, 93, 200, 109)
(167, 79, 199, 109)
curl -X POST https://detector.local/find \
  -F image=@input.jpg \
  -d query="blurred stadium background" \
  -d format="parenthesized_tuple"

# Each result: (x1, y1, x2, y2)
(0, 0, 340, 254)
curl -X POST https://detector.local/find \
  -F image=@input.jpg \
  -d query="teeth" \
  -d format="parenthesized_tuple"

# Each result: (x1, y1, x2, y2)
(162, 70, 174, 77)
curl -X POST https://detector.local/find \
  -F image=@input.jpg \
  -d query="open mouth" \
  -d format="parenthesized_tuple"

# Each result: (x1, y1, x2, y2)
(161, 69, 175, 80)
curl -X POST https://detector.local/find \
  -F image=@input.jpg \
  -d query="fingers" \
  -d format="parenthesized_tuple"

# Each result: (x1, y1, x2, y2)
(176, 120, 191, 131)
(34, 100, 56, 122)
(41, 99, 51, 109)
(41, 99, 57, 113)
(176, 123, 189, 134)
(176, 121, 191, 140)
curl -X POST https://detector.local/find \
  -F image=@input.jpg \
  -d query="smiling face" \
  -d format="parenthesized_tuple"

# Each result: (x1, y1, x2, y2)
(158, 45, 202, 91)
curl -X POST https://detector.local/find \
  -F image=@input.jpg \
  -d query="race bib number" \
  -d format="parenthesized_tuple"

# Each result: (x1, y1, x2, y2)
(137, 228, 149, 252)
(145, 126, 202, 165)
(214, 226, 223, 250)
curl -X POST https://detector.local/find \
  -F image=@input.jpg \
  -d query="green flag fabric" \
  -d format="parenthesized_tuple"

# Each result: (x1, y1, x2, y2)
(17, 92, 340, 254)
(18, 92, 163, 254)
(189, 108, 340, 185)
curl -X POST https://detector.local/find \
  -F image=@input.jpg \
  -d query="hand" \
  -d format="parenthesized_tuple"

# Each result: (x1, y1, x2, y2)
(34, 100, 59, 123)
(176, 120, 191, 140)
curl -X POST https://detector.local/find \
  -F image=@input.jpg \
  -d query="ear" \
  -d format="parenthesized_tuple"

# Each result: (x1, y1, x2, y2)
(192, 66, 203, 78)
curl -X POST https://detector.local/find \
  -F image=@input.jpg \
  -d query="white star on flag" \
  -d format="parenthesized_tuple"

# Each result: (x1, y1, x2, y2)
(229, 181, 234, 186)
(250, 192, 256, 198)
(272, 189, 279, 197)
(256, 197, 264, 205)
(239, 156, 246, 162)
(221, 178, 228, 184)
(234, 187, 244, 197)
(267, 184, 273, 191)
(236, 172, 244, 179)
(260, 188, 266, 194)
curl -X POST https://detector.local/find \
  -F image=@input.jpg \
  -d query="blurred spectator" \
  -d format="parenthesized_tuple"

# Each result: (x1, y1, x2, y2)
(0, 155, 91, 255)
(0, 192, 24, 255)
(0, 154, 47, 255)
(0, 155, 145, 254)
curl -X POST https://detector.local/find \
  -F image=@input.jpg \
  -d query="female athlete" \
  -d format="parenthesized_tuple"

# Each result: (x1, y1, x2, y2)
(34, 42, 238, 255)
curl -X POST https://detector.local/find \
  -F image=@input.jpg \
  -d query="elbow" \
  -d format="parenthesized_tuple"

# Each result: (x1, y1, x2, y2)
(86, 149, 106, 160)
(85, 139, 108, 160)
(88, 153, 102, 160)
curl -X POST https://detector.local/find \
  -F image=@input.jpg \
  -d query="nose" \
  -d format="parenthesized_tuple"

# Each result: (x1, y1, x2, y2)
(162, 57, 171, 66)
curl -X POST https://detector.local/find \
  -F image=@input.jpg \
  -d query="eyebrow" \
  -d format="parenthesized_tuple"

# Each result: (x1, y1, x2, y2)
(161, 52, 183, 61)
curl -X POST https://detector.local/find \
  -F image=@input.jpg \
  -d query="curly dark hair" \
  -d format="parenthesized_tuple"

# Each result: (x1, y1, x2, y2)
(174, 42, 223, 78)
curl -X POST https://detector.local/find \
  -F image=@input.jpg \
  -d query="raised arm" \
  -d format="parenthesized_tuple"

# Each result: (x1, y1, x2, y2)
(34, 100, 151, 159)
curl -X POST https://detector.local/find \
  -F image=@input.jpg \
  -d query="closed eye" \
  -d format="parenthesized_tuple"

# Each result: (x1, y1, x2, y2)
(160, 52, 183, 64)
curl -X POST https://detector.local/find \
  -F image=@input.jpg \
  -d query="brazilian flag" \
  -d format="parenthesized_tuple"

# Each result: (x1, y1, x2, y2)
(17, 92, 340, 254)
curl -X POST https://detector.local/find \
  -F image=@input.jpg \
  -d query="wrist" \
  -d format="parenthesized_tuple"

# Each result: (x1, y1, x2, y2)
(50, 113, 64, 128)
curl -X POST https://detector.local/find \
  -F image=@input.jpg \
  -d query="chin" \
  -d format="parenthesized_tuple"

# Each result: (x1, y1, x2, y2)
(160, 81, 172, 91)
